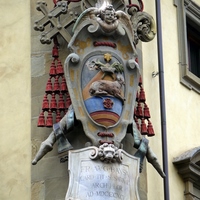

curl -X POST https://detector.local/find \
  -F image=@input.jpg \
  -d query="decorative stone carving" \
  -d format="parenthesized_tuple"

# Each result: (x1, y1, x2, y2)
(34, 1, 81, 44)
(32, 1, 165, 199)
(128, 6, 156, 45)
(33, 0, 165, 176)
(66, 146, 140, 200)
(90, 143, 123, 163)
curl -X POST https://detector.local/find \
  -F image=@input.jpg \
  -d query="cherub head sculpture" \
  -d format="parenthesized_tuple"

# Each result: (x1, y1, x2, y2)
(100, 5, 117, 24)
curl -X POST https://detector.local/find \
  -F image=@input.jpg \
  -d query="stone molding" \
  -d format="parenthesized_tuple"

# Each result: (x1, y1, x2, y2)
(173, 146, 200, 199)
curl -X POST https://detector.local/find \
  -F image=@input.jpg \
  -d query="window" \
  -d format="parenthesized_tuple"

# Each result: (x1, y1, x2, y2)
(187, 20, 200, 78)
(173, 147, 200, 200)
(174, 0, 200, 93)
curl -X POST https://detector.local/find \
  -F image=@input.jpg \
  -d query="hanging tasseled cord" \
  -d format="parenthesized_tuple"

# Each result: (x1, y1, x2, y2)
(134, 76, 155, 137)
(37, 36, 71, 127)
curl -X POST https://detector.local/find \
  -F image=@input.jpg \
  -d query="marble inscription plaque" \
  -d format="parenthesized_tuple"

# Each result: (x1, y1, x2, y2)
(65, 147, 140, 200)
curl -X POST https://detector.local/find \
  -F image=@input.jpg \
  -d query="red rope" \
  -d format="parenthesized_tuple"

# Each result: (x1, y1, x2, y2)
(138, 0, 144, 11)
(99, 140, 114, 145)
(97, 132, 114, 137)
(67, 0, 81, 2)
(93, 41, 116, 48)
(127, 0, 144, 11)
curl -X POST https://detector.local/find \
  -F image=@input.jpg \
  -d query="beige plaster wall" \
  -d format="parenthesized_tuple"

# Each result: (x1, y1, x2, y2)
(142, 0, 200, 199)
(0, 1, 31, 200)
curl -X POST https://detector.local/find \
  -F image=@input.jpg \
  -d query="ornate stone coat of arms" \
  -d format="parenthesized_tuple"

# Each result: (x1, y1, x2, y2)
(65, 4, 140, 148)
(32, 1, 165, 199)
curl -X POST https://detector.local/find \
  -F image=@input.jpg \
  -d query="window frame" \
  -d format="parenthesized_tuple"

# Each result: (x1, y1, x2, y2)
(187, 22, 200, 78)
(173, 147, 200, 200)
(174, 0, 200, 93)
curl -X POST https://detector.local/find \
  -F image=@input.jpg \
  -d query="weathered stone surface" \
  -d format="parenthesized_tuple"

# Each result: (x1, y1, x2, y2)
(31, 54, 45, 77)
(31, 181, 45, 200)
(31, 118, 52, 140)
(66, 147, 140, 200)
(31, 95, 43, 118)
(31, 156, 68, 182)
(31, 74, 49, 97)
(31, 35, 53, 53)
(45, 176, 69, 200)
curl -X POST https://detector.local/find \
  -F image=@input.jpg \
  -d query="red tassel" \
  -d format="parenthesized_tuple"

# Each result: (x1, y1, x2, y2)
(136, 91, 139, 102)
(141, 118, 148, 135)
(139, 86, 146, 102)
(53, 76, 60, 93)
(49, 61, 56, 77)
(42, 94, 49, 111)
(56, 60, 64, 75)
(56, 110, 62, 123)
(52, 45, 59, 58)
(46, 110, 53, 127)
(143, 103, 150, 119)
(147, 120, 155, 137)
(136, 102, 143, 118)
(61, 77, 67, 92)
(66, 93, 71, 109)
(37, 112, 45, 127)
(50, 93, 57, 111)
(139, 76, 142, 86)
(134, 117, 140, 131)
(45, 78, 53, 94)
(58, 93, 65, 110)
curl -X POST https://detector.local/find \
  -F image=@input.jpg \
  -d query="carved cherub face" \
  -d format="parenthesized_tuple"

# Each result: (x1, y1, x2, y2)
(104, 9, 115, 24)
(101, 5, 116, 24)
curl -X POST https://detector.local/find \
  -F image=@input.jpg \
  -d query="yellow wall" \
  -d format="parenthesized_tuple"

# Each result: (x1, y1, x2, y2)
(143, 0, 200, 199)
(0, 1, 31, 199)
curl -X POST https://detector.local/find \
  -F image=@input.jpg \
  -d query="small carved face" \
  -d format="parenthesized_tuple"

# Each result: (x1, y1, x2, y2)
(104, 9, 115, 24)
(103, 147, 115, 159)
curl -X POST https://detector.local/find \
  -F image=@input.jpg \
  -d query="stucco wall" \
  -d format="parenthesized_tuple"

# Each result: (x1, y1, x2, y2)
(0, 1, 31, 199)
